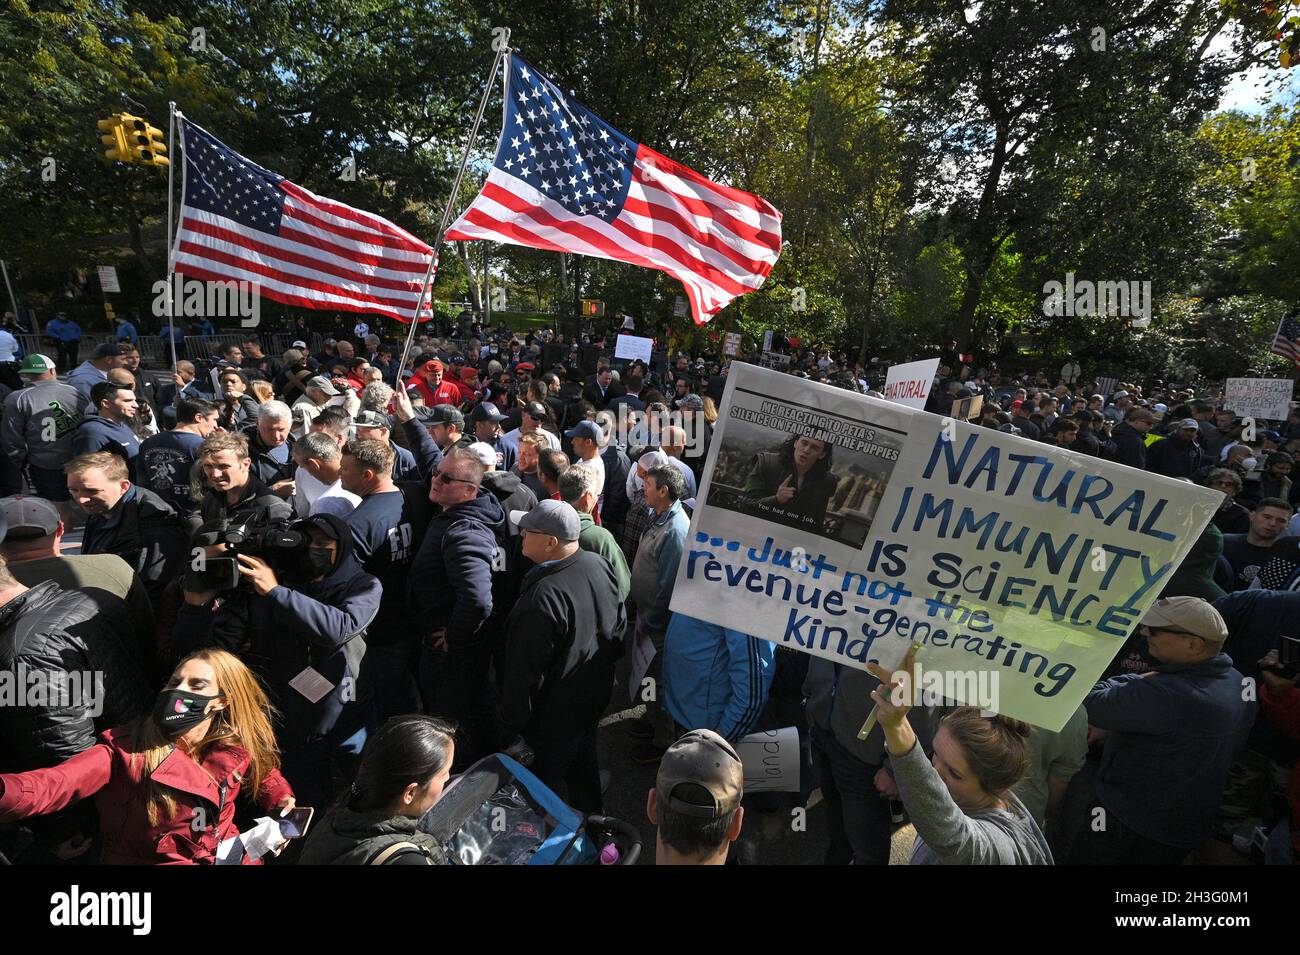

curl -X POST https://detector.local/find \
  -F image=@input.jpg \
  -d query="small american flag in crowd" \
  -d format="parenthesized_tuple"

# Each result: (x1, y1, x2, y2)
(446, 53, 782, 324)
(172, 118, 433, 321)
(1270, 310, 1300, 365)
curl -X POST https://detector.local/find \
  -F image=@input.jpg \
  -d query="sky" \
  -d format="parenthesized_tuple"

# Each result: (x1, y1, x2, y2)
(1212, 26, 1300, 113)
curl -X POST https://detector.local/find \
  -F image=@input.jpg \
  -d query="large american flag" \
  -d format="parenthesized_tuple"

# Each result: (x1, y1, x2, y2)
(1270, 310, 1300, 365)
(445, 53, 782, 325)
(172, 118, 434, 322)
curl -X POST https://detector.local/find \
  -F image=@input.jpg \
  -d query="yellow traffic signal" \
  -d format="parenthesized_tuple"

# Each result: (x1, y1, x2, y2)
(98, 115, 130, 162)
(122, 115, 169, 167)
(96, 113, 169, 166)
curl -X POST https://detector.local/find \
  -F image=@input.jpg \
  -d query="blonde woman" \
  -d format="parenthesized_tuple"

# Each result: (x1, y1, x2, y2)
(701, 396, 719, 427)
(250, 379, 275, 405)
(0, 649, 294, 864)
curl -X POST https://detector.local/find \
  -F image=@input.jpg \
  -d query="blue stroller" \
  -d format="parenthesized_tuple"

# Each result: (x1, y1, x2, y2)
(418, 753, 642, 865)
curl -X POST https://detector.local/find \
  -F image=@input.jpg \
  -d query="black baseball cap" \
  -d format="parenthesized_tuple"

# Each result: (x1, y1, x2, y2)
(425, 404, 464, 428)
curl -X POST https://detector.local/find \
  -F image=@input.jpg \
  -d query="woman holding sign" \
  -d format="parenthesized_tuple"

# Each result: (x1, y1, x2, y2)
(866, 654, 1053, 865)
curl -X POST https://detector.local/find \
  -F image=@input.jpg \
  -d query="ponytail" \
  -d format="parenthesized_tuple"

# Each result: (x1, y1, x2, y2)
(940, 707, 1033, 797)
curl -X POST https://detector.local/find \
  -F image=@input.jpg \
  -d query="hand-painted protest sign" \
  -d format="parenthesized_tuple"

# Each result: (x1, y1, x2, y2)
(1224, 378, 1293, 421)
(735, 726, 800, 793)
(724, 332, 742, 357)
(672, 363, 1221, 731)
(883, 358, 941, 409)
(615, 334, 654, 364)
(97, 265, 120, 293)
(759, 351, 791, 369)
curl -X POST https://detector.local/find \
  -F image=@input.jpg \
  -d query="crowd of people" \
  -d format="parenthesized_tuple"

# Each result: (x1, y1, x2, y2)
(0, 310, 1295, 868)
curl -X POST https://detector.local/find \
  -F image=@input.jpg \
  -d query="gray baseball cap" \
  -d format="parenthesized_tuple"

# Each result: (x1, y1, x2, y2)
(510, 500, 580, 541)
(353, 410, 390, 430)
(656, 729, 744, 819)
(305, 375, 341, 396)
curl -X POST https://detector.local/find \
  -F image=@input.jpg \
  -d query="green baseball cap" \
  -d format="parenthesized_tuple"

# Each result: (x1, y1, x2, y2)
(18, 354, 56, 375)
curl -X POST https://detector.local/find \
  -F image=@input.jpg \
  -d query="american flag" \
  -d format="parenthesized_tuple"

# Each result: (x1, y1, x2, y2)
(1270, 310, 1300, 365)
(172, 118, 434, 322)
(445, 53, 782, 325)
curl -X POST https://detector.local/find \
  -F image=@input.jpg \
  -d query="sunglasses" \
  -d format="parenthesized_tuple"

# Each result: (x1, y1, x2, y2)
(434, 471, 477, 486)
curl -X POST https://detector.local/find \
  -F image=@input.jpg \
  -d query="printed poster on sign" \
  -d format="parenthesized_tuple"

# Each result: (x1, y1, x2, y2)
(692, 367, 908, 549)
(97, 265, 120, 293)
(671, 363, 1221, 731)
(883, 358, 941, 409)
(1223, 378, 1293, 421)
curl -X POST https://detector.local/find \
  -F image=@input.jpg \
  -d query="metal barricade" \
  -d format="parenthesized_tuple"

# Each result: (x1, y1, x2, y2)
(185, 334, 247, 362)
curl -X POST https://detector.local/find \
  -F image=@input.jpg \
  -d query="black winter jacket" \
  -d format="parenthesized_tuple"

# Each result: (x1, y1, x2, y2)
(599, 445, 632, 538)
(195, 475, 294, 538)
(298, 806, 445, 865)
(1107, 421, 1147, 470)
(408, 489, 504, 649)
(0, 581, 152, 773)
(499, 550, 627, 744)
(173, 513, 381, 742)
(81, 485, 189, 605)
(482, 471, 537, 618)
(241, 425, 297, 486)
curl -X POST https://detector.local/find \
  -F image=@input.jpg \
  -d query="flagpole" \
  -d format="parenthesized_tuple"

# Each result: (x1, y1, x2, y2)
(397, 32, 511, 378)
(165, 100, 179, 373)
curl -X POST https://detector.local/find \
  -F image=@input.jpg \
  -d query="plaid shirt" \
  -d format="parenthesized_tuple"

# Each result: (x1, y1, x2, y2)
(621, 486, 650, 566)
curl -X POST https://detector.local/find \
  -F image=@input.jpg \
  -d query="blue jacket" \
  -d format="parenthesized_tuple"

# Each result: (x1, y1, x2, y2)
(45, 318, 81, 342)
(408, 488, 504, 647)
(66, 361, 106, 406)
(71, 415, 140, 463)
(173, 513, 381, 742)
(628, 500, 688, 634)
(1214, 589, 1300, 682)
(663, 613, 775, 741)
(1087, 652, 1251, 848)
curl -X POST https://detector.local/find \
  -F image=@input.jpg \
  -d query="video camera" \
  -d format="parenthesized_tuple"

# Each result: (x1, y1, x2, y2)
(186, 514, 311, 592)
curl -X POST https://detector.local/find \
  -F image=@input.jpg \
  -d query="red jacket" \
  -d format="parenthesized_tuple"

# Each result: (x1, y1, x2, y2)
(407, 376, 470, 407)
(0, 725, 292, 865)
(1260, 682, 1300, 855)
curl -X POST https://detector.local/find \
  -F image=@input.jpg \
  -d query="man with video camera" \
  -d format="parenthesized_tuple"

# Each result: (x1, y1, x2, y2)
(173, 511, 382, 808)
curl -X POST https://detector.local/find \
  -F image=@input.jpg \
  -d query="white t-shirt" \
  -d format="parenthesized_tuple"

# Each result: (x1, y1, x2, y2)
(293, 466, 361, 518)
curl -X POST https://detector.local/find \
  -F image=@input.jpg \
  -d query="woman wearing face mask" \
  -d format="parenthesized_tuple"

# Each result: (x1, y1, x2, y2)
(0, 649, 293, 864)
(866, 653, 1053, 864)
(299, 715, 455, 865)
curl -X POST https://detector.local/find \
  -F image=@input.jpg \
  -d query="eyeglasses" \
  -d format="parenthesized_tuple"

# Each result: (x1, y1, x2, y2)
(434, 471, 477, 486)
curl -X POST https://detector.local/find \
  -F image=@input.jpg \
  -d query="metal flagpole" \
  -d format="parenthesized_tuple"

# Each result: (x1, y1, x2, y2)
(0, 259, 19, 320)
(165, 101, 179, 372)
(396, 31, 510, 378)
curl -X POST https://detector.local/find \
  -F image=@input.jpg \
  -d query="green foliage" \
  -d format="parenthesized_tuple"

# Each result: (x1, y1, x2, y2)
(2, 0, 1296, 388)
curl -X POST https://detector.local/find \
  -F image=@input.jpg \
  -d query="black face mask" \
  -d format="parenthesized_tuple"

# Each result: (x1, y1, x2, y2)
(306, 546, 335, 579)
(154, 689, 221, 738)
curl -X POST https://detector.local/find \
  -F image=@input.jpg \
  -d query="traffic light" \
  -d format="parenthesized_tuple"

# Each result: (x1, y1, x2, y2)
(98, 115, 130, 162)
(122, 115, 169, 167)
(96, 113, 169, 166)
